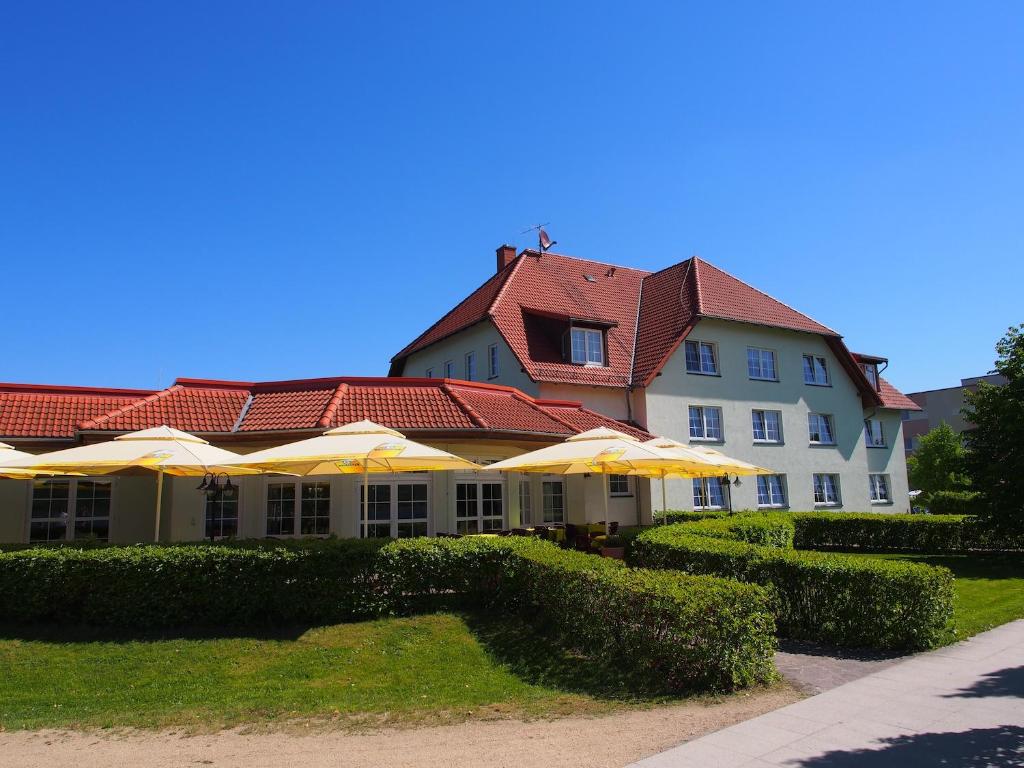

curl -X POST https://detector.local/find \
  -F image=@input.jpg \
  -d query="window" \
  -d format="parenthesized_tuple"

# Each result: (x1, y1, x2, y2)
(747, 348, 778, 381)
(361, 480, 429, 538)
(487, 343, 499, 378)
(685, 340, 718, 375)
(608, 474, 631, 496)
(206, 487, 239, 539)
(693, 477, 725, 509)
(266, 482, 296, 535)
(803, 354, 830, 385)
(862, 363, 879, 390)
(443, 360, 454, 378)
(30, 478, 113, 543)
(864, 418, 886, 447)
(813, 474, 841, 506)
(808, 413, 836, 445)
(570, 327, 604, 365)
(756, 475, 787, 507)
(541, 480, 565, 523)
(396, 483, 429, 537)
(869, 474, 891, 504)
(425, 368, 433, 379)
(465, 352, 476, 381)
(456, 481, 504, 534)
(689, 405, 723, 441)
(300, 482, 330, 535)
(518, 479, 532, 525)
(752, 410, 782, 442)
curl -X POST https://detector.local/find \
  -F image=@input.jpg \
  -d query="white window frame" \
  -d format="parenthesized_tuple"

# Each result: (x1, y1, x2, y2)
(685, 340, 718, 375)
(864, 418, 886, 448)
(808, 413, 836, 445)
(689, 405, 723, 442)
(692, 477, 725, 510)
(487, 343, 499, 378)
(359, 476, 430, 538)
(862, 363, 879, 390)
(812, 473, 841, 506)
(869, 474, 892, 504)
(570, 327, 604, 366)
(464, 351, 477, 381)
(751, 409, 782, 443)
(747, 347, 778, 381)
(425, 367, 433, 379)
(608, 474, 632, 497)
(28, 477, 116, 543)
(541, 478, 565, 523)
(205, 484, 241, 540)
(518, 478, 533, 525)
(264, 478, 331, 537)
(803, 354, 831, 386)
(756, 475, 787, 508)
(455, 478, 505, 534)
(443, 360, 455, 378)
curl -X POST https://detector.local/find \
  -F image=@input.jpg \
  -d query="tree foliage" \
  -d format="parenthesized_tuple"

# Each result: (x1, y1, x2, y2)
(907, 422, 970, 499)
(963, 325, 1024, 530)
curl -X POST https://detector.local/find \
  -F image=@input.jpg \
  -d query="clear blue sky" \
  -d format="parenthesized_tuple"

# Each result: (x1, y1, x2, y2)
(2, 2, 1021, 394)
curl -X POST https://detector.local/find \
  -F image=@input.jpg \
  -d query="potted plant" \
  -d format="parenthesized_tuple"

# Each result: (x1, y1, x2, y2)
(599, 534, 626, 559)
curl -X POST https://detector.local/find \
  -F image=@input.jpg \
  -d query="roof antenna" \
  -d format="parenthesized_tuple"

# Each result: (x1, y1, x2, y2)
(521, 223, 557, 254)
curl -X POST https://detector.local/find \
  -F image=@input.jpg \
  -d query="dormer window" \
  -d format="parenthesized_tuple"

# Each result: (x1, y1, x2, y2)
(569, 327, 604, 365)
(862, 363, 879, 390)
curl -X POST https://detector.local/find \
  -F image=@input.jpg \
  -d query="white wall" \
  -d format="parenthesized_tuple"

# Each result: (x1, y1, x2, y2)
(643, 318, 912, 512)
(401, 321, 537, 392)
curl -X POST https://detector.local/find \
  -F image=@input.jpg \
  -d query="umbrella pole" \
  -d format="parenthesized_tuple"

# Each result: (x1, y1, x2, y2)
(154, 470, 164, 543)
(661, 475, 667, 524)
(603, 472, 610, 537)
(362, 465, 368, 538)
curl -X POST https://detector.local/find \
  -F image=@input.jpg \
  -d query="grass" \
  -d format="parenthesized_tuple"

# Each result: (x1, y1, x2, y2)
(847, 552, 1024, 640)
(0, 612, 683, 731)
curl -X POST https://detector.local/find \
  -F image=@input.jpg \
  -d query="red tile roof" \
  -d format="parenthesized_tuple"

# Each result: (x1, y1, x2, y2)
(0, 383, 153, 439)
(0, 377, 649, 442)
(878, 377, 923, 411)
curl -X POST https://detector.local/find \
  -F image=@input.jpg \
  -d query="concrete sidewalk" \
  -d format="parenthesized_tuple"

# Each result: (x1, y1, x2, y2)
(629, 620, 1024, 767)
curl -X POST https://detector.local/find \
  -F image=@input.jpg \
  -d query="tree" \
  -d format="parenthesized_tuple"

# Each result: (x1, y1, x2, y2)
(963, 325, 1024, 531)
(907, 422, 969, 500)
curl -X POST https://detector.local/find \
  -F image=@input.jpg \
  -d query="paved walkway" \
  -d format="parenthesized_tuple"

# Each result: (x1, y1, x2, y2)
(630, 620, 1024, 767)
(774, 639, 904, 694)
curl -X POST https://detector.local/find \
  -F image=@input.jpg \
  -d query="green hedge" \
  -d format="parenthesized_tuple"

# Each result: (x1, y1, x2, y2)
(652, 510, 729, 525)
(0, 536, 776, 692)
(0, 538, 388, 627)
(927, 491, 981, 516)
(790, 511, 1023, 553)
(630, 515, 955, 650)
(378, 537, 777, 691)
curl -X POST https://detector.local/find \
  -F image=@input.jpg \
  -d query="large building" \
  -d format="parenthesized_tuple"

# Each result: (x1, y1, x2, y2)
(390, 246, 921, 513)
(0, 377, 651, 544)
(902, 374, 1006, 455)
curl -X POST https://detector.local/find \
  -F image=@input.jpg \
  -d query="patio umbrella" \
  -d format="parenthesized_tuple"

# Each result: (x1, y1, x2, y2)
(640, 437, 773, 518)
(485, 427, 714, 535)
(0, 443, 75, 479)
(224, 420, 481, 535)
(2, 426, 259, 541)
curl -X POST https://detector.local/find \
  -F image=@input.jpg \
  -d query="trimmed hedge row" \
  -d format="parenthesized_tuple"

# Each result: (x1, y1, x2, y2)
(378, 537, 777, 691)
(927, 491, 981, 516)
(0, 536, 777, 692)
(791, 512, 1024, 553)
(630, 515, 955, 650)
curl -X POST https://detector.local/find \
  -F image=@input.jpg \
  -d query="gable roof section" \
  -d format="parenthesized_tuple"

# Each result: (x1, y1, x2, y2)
(877, 377, 922, 411)
(0, 383, 153, 439)
(0, 376, 649, 442)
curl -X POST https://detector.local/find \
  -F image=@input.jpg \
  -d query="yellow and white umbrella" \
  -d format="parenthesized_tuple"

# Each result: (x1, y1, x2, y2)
(486, 427, 714, 534)
(0, 443, 69, 479)
(639, 436, 773, 517)
(225, 420, 481, 535)
(3, 426, 259, 541)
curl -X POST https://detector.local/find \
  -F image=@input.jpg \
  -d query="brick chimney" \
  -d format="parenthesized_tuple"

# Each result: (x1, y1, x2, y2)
(496, 244, 516, 273)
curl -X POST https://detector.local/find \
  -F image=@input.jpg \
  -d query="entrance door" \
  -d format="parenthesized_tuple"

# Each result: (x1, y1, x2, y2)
(360, 479, 430, 538)
(455, 481, 504, 534)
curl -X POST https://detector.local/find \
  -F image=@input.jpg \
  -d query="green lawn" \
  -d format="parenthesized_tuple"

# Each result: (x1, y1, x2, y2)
(0, 613, 680, 731)
(850, 552, 1024, 640)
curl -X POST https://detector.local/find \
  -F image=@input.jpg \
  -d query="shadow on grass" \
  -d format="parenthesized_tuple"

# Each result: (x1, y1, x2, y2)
(0, 621, 321, 643)
(462, 612, 683, 703)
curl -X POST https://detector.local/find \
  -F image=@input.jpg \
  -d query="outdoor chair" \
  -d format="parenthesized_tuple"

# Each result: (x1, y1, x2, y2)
(609, 521, 619, 535)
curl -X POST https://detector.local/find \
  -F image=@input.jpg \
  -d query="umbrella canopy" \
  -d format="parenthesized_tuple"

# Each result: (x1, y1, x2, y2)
(0, 443, 69, 479)
(4, 426, 260, 541)
(487, 427, 716, 534)
(226, 420, 481, 538)
(228, 420, 481, 475)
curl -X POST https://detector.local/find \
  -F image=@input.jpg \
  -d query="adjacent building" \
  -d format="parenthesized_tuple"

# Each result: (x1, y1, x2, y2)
(391, 246, 921, 513)
(902, 374, 1006, 455)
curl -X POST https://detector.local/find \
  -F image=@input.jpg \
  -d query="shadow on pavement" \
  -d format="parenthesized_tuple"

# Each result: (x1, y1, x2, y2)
(794, 726, 1024, 767)
(944, 665, 1024, 699)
